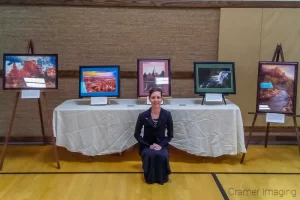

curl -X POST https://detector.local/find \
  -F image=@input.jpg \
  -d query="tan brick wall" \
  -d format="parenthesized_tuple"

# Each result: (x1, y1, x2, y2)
(0, 6, 219, 137)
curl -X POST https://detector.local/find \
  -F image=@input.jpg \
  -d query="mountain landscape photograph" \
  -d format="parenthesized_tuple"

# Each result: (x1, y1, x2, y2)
(4, 55, 57, 89)
(258, 63, 297, 113)
(83, 71, 117, 93)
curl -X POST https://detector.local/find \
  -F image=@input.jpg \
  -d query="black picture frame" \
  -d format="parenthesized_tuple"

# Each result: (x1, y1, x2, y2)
(2, 53, 58, 90)
(255, 61, 299, 115)
(137, 58, 171, 97)
(193, 61, 236, 95)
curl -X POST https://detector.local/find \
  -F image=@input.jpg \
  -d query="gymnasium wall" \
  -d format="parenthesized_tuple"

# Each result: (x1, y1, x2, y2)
(0, 4, 299, 139)
(219, 8, 300, 127)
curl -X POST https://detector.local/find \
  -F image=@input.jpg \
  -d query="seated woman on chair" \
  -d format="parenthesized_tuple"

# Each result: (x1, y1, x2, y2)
(134, 87, 174, 184)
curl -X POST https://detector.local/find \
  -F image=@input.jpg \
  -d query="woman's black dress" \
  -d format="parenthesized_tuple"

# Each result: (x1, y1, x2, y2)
(134, 108, 174, 185)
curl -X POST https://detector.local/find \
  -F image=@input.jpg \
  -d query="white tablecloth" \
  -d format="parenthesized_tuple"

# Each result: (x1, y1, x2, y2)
(53, 98, 246, 157)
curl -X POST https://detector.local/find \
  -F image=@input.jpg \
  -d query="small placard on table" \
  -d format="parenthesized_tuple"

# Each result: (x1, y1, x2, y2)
(91, 97, 108, 105)
(205, 93, 223, 102)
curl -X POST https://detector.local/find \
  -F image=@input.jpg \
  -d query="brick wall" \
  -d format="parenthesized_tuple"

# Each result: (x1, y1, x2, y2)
(0, 6, 219, 137)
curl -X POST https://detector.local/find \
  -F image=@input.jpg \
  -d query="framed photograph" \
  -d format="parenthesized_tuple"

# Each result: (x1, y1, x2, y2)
(137, 58, 171, 97)
(256, 61, 298, 114)
(79, 65, 120, 98)
(194, 62, 236, 94)
(3, 54, 58, 90)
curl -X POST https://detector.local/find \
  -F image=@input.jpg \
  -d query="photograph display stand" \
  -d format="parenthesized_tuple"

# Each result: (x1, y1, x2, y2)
(240, 44, 300, 164)
(0, 40, 60, 171)
(200, 93, 227, 105)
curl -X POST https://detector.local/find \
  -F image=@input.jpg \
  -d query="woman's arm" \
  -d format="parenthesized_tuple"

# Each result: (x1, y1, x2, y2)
(158, 111, 174, 147)
(134, 114, 151, 147)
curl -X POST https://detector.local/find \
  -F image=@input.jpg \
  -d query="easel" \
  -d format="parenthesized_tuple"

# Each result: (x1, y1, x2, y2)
(200, 94, 227, 105)
(0, 40, 60, 171)
(240, 44, 300, 164)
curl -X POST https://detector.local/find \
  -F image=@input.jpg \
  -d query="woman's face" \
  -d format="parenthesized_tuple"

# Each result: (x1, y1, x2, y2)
(149, 91, 162, 108)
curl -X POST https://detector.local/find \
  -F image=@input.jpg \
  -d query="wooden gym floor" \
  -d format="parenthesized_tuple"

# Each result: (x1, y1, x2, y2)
(0, 144, 299, 200)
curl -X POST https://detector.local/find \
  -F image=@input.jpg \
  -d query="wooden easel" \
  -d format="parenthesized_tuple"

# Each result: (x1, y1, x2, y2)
(240, 44, 300, 164)
(0, 40, 60, 171)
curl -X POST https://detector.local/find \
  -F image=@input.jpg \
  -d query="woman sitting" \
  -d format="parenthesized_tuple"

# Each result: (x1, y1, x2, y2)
(134, 87, 174, 184)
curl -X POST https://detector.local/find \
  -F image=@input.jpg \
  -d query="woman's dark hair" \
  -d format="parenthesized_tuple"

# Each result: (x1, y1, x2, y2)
(149, 87, 162, 97)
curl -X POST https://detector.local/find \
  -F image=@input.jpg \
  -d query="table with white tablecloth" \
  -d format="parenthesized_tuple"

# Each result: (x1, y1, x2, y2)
(53, 98, 246, 157)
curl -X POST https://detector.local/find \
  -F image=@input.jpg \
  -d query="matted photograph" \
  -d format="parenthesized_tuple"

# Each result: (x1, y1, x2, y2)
(137, 58, 171, 97)
(256, 61, 298, 114)
(194, 62, 236, 94)
(79, 66, 120, 98)
(3, 54, 58, 90)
